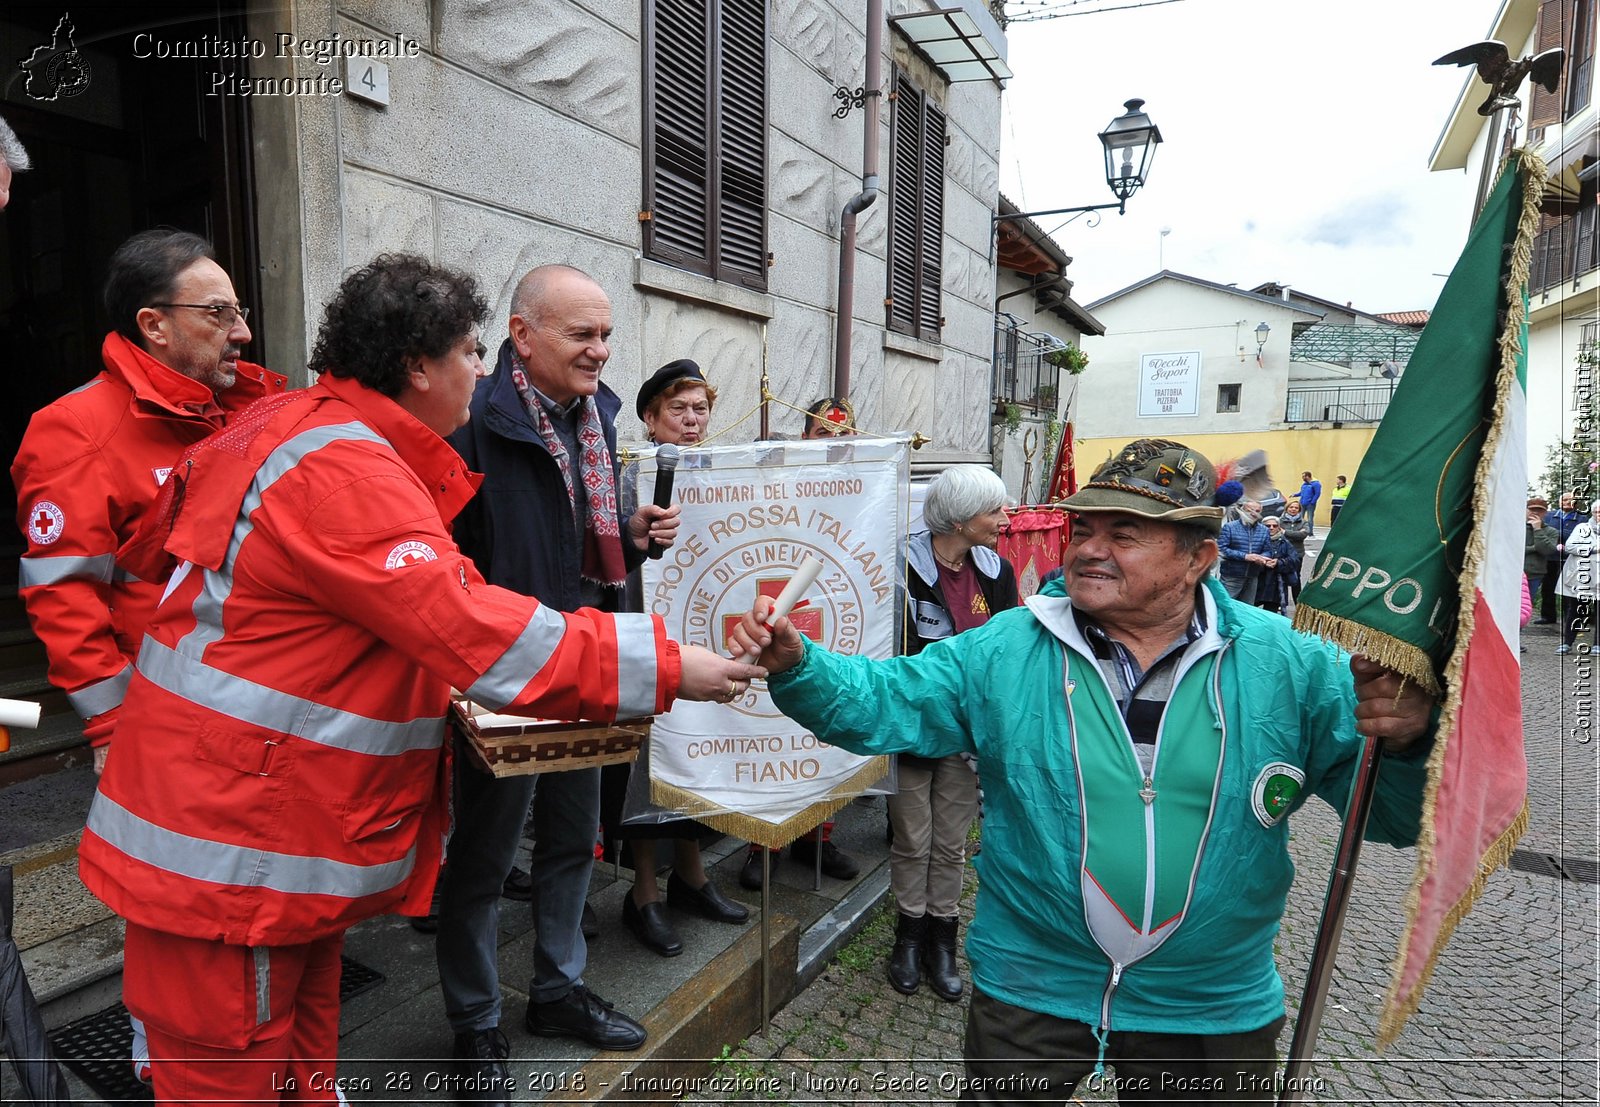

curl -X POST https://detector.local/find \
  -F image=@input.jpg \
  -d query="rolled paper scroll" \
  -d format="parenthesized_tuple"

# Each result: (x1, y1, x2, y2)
(737, 553, 823, 663)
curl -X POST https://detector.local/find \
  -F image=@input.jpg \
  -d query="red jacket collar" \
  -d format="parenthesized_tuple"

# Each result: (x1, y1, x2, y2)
(100, 331, 286, 415)
(315, 372, 481, 525)
(122, 373, 479, 579)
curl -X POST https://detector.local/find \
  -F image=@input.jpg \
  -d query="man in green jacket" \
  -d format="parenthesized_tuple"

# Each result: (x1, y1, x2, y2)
(729, 438, 1435, 1104)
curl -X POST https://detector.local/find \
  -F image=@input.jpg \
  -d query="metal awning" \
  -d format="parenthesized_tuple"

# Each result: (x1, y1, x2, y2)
(889, 8, 1013, 83)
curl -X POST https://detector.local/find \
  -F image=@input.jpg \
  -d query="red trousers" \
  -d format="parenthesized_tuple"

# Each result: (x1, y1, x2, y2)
(122, 922, 345, 1104)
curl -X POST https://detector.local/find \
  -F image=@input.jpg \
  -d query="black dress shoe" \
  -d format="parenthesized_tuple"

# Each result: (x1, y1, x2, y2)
(501, 865, 533, 901)
(581, 901, 599, 939)
(739, 847, 773, 890)
(667, 872, 749, 923)
(526, 985, 646, 1050)
(789, 839, 861, 880)
(622, 895, 683, 956)
(451, 1027, 513, 1105)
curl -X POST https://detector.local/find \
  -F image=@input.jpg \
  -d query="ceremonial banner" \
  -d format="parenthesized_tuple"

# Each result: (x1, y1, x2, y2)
(1293, 152, 1541, 1045)
(634, 439, 906, 847)
(1000, 508, 1068, 599)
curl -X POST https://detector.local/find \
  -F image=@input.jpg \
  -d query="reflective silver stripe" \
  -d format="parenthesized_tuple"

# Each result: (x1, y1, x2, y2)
(87, 792, 417, 899)
(178, 421, 392, 656)
(254, 947, 271, 1025)
(160, 561, 194, 605)
(612, 612, 661, 718)
(465, 604, 570, 710)
(139, 637, 445, 755)
(68, 664, 133, 718)
(18, 553, 116, 587)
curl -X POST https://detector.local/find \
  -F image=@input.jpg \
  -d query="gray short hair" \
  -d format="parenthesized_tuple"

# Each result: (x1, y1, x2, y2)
(924, 465, 1007, 536)
(0, 114, 30, 173)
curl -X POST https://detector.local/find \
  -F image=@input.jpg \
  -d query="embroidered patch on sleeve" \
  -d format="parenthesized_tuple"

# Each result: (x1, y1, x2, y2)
(385, 540, 438, 569)
(1251, 761, 1305, 828)
(27, 500, 65, 546)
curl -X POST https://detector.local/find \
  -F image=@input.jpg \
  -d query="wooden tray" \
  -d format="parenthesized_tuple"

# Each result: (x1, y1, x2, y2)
(451, 699, 651, 778)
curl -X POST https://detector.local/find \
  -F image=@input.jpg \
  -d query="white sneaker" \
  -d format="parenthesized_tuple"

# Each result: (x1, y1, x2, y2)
(131, 1014, 152, 1084)
(1557, 644, 1572, 654)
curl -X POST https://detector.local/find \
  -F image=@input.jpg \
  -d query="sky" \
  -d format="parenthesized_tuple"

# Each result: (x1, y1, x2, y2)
(997, 0, 1506, 315)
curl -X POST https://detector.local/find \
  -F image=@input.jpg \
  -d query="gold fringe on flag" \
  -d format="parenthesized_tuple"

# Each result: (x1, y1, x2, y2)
(1290, 606, 1441, 695)
(1375, 148, 1546, 1049)
(649, 754, 890, 850)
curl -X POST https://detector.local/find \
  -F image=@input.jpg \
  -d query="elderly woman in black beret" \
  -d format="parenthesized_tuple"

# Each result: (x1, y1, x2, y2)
(600, 360, 749, 957)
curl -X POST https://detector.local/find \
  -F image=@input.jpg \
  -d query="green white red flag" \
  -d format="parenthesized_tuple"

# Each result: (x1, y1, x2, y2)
(1293, 151, 1543, 1045)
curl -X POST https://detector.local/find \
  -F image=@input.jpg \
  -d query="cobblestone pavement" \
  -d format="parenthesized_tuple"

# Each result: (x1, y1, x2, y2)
(694, 617, 1599, 1105)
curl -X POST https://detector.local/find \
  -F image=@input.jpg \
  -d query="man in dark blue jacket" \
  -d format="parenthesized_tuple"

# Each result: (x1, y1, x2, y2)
(437, 266, 681, 1090)
(1542, 491, 1585, 622)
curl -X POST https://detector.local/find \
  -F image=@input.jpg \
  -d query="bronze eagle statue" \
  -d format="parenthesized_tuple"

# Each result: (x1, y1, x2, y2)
(1434, 40, 1566, 116)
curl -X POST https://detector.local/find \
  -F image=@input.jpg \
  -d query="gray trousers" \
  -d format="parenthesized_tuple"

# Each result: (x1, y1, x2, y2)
(436, 736, 600, 1032)
(887, 754, 979, 917)
(1222, 569, 1259, 606)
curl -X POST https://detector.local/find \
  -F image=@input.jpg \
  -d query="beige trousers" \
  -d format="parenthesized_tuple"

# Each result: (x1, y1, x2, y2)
(887, 753, 979, 917)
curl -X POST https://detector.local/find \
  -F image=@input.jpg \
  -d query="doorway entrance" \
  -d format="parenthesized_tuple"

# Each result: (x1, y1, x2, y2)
(0, 3, 260, 542)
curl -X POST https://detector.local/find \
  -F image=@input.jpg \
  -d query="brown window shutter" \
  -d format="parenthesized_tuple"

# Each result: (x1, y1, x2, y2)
(645, 0, 713, 276)
(714, 0, 769, 290)
(1577, 176, 1599, 275)
(885, 73, 946, 342)
(643, 0, 768, 289)
(1570, 0, 1596, 113)
(1530, 0, 1574, 133)
(887, 74, 921, 335)
(917, 101, 946, 342)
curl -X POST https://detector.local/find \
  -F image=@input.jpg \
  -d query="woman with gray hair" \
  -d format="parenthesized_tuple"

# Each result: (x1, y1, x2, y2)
(890, 465, 1018, 1001)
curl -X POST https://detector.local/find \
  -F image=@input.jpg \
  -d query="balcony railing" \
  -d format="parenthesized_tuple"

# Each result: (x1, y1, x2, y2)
(992, 325, 1063, 411)
(1284, 384, 1393, 424)
(1531, 205, 1600, 294)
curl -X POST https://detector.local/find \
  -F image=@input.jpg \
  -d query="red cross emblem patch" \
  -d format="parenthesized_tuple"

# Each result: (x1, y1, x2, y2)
(28, 501, 65, 546)
(385, 540, 438, 569)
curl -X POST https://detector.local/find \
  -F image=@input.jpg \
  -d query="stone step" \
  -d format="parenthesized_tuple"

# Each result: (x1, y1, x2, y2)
(0, 710, 89, 788)
(2, 828, 127, 1030)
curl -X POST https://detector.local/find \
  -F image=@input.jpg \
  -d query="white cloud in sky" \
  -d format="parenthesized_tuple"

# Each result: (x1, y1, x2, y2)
(998, 0, 1503, 313)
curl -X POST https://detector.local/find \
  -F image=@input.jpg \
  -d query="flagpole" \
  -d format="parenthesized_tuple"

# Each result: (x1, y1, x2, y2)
(1278, 733, 1385, 1106)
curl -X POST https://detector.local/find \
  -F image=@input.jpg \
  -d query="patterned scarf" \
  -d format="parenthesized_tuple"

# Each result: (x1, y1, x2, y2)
(508, 353, 627, 587)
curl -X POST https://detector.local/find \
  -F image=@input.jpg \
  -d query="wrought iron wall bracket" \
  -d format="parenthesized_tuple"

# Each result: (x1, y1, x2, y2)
(833, 84, 868, 118)
(989, 200, 1126, 263)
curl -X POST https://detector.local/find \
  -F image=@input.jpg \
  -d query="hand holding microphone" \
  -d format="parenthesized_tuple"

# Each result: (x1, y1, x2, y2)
(646, 444, 680, 560)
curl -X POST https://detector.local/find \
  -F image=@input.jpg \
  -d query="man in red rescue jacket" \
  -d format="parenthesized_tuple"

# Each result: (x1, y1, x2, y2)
(12, 229, 287, 1085)
(13, 229, 287, 772)
(77, 254, 763, 1103)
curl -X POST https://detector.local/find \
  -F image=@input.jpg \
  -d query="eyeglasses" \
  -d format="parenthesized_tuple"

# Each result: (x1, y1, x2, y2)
(150, 302, 250, 328)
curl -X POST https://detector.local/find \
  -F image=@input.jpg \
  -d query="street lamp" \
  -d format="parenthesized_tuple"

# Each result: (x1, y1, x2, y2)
(990, 100, 1163, 256)
(1254, 322, 1271, 359)
(1101, 99, 1162, 207)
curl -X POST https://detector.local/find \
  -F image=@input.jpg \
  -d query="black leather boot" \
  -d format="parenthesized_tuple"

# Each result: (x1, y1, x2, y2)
(886, 912, 925, 995)
(922, 914, 962, 1001)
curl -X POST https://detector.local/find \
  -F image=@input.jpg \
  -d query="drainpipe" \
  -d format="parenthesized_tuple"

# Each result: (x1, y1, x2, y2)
(833, 0, 884, 401)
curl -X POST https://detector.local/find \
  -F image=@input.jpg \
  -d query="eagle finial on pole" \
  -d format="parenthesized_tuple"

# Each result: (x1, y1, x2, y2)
(1434, 40, 1566, 115)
